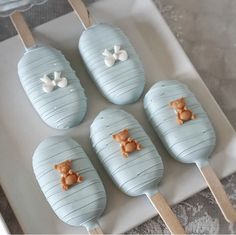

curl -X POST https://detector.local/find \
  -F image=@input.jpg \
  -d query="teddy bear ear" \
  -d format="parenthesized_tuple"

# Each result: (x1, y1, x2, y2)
(54, 164, 57, 169)
(170, 101, 174, 106)
(112, 134, 117, 139)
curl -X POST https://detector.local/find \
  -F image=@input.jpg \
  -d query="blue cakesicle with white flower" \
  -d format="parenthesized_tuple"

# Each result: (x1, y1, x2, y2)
(79, 23, 145, 105)
(70, 0, 144, 105)
(18, 46, 87, 129)
(9, 10, 87, 129)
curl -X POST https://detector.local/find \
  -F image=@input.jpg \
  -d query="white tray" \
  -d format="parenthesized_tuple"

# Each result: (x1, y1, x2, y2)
(0, 214, 9, 235)
(0, 0, 236, 234)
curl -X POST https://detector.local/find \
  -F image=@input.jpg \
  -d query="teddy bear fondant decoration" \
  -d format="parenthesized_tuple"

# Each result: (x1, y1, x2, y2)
(170, 97, 196, 125)
(112, 129, 141, 157)
(54, 160, 83, 191)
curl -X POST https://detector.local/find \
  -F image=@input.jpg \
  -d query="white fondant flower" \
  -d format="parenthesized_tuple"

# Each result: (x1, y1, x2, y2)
(40, 71, 68, 93)
(102, 45, 128, 67)
(102, 49, 115, 67)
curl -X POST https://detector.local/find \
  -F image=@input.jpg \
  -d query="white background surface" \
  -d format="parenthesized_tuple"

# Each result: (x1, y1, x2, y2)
(0, 0, 236, 233)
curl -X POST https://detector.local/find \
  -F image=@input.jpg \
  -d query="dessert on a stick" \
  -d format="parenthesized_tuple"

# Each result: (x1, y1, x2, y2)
(90, 108, 186, 235)
(144, 80, 236, 223)
(33, 136, 106, 234)
(10, 11, 87, 129)
(69, 0, 145, 105)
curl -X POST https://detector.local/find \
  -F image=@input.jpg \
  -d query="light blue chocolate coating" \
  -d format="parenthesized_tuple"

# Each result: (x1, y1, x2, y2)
(144, 80, 216, 166)
(90, 109, 164, 197)
(18, 46, 87, 129)
(79, 23, 145, 105)
(32, 136, 106, 228)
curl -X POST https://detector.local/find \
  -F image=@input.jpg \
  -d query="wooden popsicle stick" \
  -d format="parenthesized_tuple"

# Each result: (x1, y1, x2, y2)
(10, 12, 36, 49)
(148, 192, 186, 234)
(68, 0, 92, 29)
(199, 164, 236, 223)
(88, 225, 103, 235)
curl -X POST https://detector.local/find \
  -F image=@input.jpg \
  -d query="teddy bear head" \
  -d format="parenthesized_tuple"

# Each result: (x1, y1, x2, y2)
(170, 97, 186, 109)
(54, 160, 72, 174)
(112, 129, 129, 142)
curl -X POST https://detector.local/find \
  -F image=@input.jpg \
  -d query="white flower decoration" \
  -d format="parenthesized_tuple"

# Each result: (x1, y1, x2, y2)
(40, 71, 68, 93)
(102, 45, 128, 67)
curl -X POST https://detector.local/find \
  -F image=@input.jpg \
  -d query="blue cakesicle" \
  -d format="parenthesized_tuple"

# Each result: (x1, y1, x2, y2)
(18, 46, 87, 129)
(144, 81, 236, 224)
(79, 23, 145, 105)
(33, 136, 106, 229)
(90, 108, 163, 197)
(144, 80, 216, 166)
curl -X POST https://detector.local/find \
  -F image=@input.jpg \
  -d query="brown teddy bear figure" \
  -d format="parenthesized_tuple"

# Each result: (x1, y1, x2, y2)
(54, 160, 83, 191)
(112, 129, 141, 157)
(170, 97, 196, 125)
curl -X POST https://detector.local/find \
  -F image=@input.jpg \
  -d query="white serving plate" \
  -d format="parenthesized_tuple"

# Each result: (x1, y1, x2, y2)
(0, 0, 236, 234)
(0, 214, 9, 235)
